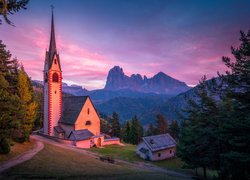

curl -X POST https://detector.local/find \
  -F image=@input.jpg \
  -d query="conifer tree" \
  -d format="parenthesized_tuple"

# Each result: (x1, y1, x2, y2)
(217, 30, 250, 179)
(169, 120, 180, 140)
(129, 116, 143, 145)
(111, 112, 121, 138)
(0, 40, 21, 153)
(123, 121, 131, 143)
(155, 114, 168, 134)
(146, 123, 156, 136)
(17, 66, 37, 141)
(177, 77, 221, 178)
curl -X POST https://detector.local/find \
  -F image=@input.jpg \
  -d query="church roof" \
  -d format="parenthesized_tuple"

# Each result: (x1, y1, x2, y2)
(46, 9, 62, 70)
(54, 126, 64, 133)
(142, 133, 176, 152)
(59, 96, 88, 125)
(69, 129, 94, 141)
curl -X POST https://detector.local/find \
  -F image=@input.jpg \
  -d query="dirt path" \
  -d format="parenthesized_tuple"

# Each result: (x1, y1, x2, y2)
(31, 134, 193, 179)
(0, 138, 44, 174)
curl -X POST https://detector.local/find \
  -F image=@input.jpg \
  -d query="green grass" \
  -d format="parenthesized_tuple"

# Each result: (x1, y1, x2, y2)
(90, 144, 184, 170)
(90, 144, 141, 162)
(2, 143, 187, 180)
(90, 144, 218, 179)
(0, 140, 34, 163)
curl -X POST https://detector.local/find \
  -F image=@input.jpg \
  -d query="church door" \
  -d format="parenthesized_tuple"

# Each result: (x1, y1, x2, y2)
(97, 138, 101, 147)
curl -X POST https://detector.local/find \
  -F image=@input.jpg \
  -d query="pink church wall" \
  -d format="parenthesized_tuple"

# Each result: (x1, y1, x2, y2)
(75, 97, 100, 136)
(103, 138, 121, 146)
(75, 139, 91, 148)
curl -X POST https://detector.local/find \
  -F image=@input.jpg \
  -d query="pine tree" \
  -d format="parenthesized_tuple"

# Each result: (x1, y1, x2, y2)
(155, 114, 168, 134)
(0, 41, 21, 153)
(217, 30, 250, 180)
(129, 116, 143, 145)
(111, 112, 121, 138)
(0, 0, 29, 25)
(146, 123, 156, 136)
(177, 77, 221, 178)
(169, 120, 180, 140)
(123, 121, 131, 143)
(17, 66, 37, 141)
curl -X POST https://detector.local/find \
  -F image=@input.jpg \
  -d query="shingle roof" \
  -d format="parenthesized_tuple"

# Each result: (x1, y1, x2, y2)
(143, 133, 176, 152)
(54, 126, 64, 133)
(59, 96, 88, 125)
(69, 129, 94, 141)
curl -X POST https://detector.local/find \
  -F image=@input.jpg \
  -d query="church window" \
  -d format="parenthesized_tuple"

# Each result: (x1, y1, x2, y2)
(87, 108, 90, 114)
(52, 73, 59, 82)
(85, 121, 91, 125)
(54, 59, 57, 64)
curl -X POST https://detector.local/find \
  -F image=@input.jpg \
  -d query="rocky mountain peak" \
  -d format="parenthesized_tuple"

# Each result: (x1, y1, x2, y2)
(104, 66, 190, 95)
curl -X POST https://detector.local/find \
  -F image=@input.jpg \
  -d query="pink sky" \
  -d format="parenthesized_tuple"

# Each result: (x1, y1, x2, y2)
(0, 0, 249, 90)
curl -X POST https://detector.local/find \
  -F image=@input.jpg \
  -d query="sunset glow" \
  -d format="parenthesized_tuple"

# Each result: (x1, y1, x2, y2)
(1, 0, 250, 89)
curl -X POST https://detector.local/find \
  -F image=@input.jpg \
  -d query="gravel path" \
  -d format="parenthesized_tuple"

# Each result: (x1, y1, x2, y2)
(0, 138, 44, 174)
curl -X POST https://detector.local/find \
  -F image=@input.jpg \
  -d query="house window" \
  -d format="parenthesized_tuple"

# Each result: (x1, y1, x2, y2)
(170, 150, 172, 154)
(85, 120, 91, 125)
(87, 108, 90, 114)
(52, 73, 59, 82)
(158, 153, 161, 157)
(54, 59, 57, 64)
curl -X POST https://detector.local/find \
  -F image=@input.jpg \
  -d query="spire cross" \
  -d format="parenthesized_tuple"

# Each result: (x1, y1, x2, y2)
(50, 5, 54, 12)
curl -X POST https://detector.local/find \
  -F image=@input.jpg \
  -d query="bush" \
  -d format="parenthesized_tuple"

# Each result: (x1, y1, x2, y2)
(0, 138, 11, 154)
(12, 129, 25, 143)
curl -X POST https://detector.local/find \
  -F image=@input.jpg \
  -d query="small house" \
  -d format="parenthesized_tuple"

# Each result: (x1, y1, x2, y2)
(136, 133, 176, 161)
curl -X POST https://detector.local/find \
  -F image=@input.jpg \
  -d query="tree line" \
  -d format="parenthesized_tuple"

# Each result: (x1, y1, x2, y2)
(101, 112, 180, 145)
(0, 40, 38, 154)
(177, 30, 250, 180)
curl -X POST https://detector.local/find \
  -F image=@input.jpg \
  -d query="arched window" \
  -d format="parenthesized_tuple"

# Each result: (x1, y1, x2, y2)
(87, 108, 90, 114)
(52, 73, 59, 82)
(85, 121, 91, 125)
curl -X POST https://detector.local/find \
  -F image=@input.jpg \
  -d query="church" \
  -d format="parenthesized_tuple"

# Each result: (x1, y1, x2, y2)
(42, 11, 120, 148)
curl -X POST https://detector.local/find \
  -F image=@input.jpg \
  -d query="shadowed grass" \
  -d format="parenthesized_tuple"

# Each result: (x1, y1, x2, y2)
(2, 143, 186, 180)
(0, 141, 34, 163)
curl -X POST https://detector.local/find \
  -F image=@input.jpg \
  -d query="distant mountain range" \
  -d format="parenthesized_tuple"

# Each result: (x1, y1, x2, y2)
(32, 66, 196, 125)
(105, 66, 190, 95)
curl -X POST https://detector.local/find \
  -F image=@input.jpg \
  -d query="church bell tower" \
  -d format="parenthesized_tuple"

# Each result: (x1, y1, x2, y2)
(43, 8, 62, 136)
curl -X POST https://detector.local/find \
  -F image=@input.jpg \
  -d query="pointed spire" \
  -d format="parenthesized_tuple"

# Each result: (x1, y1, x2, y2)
(49, 5, 56, 59)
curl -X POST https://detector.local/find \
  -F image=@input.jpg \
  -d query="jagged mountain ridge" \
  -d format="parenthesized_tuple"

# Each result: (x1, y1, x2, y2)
(104, 66, 191, 95)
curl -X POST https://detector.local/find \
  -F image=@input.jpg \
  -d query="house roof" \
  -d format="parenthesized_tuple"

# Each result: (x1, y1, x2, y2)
(69, 129, 94, 141)
(59, 96, 88, 125)
(142, 133, 176, 152)
(54, 126, 64, 133)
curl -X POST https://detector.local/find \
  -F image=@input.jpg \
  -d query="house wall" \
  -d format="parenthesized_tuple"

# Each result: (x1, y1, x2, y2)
(75, 97, 100, 135)
(150, 147, 176, 161)
(136, 142, 150, 160)
(60, 123, 74, 138)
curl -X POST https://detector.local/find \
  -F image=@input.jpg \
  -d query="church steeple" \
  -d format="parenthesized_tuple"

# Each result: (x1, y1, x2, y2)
(49, 6, 57, 61)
